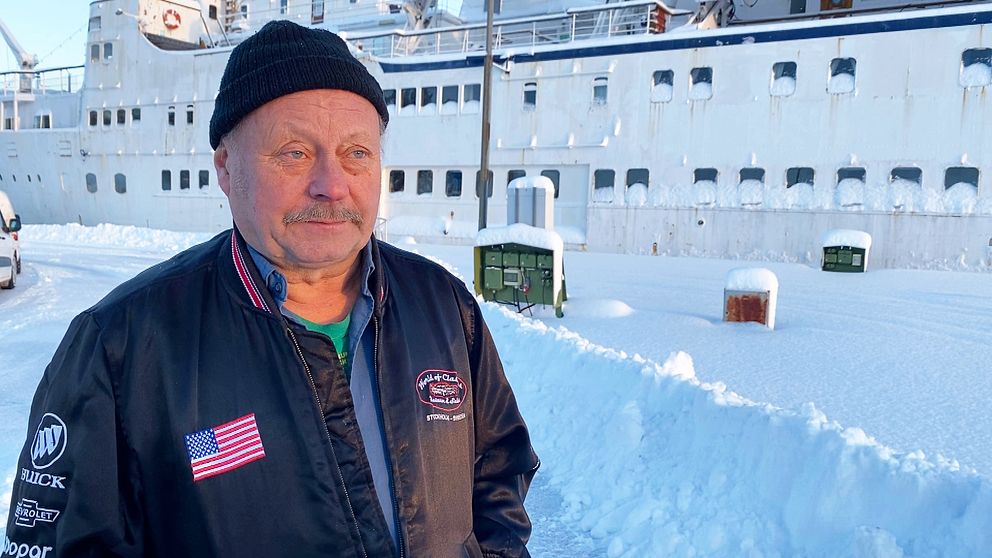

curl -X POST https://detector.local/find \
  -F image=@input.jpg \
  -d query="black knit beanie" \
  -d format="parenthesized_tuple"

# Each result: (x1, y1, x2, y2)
(209, 20, 389, 150)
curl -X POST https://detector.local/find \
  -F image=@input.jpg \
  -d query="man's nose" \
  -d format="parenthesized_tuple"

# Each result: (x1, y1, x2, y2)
(308, 156, 350, 201)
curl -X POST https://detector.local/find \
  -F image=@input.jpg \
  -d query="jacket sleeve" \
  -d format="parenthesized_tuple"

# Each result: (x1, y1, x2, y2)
(467, 299, 540, 558)
(4, 311, 143, 557)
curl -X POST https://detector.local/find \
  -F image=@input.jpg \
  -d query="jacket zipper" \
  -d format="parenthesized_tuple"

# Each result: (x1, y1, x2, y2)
(287, 327, 369, 558)
(372, 316, 406, 558)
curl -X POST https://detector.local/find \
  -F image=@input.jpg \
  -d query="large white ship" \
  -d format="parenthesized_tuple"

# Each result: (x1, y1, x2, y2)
(2, 0, 991, 268)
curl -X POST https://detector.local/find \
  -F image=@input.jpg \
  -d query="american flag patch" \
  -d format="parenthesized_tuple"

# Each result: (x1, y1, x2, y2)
(184, 413, 265, 482)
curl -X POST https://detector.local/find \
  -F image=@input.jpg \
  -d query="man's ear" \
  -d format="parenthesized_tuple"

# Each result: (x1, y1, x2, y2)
(214, 143, 232, 196)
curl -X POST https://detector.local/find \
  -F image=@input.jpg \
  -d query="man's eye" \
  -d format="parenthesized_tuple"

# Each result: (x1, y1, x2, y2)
(286, 150, 305, 159)
(351, 149, 369, 159)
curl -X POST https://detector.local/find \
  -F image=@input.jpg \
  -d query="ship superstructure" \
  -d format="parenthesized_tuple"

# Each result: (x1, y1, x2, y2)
(2, 0, 991, 267)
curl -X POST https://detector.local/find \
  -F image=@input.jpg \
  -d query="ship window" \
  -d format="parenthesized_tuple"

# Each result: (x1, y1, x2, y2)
(161, 170, 172, 191)
(389, 170, 405, 193)
(476, 169, 494, 198)
(890, 167, 922, 185)
(2, 118, 10, 130)
(208, 5, 218, 19)
(37, 174, 41, 183)
(114, 173, 126, 194)
(789, 0, 805, 14)
(168, 106, 176, 126)
(441, 85, 458, 112)
(740, 168, 766, 183)
(771, 62, 797, 96)
(417, 170, 433, 195)
(88, 16, 101, 31)
(131, 107, 141, 123)
(689, 67, 713, 100)
(828, 58, 856, 94)
(592, 77, 608, 105)
(420, 86, 437, 114)
(540, 170, 560, 199)
(944, 167, 978, 190)
(961, 49, 992, 87)
(523, 82, 537, 109)
(117, 109, 126, 125)
(383, 89, 396, 110)
(180, 170, 190, 190)
(27, 174, 31, 183)
(786, 167, 814, 187)
(694, 168, 718, 183)
(199, 170, 209, 189)
(837, 167, 866, 183)
(103, 110, 111, 126)
(186, 105, 194, 125)
(652, 70, 674, 103)
(90, 44, 100, 63)
(280, 0, 288, 15)
(103, 43, 113, 62)
(89, 111, 98, 126)
(311, 0, 324, 24)
(85, 173, 97, 193)
(593, 169, 615, 203)
(241, 4, 249, 18)
(445, 170, 462, 197)
(463, 83, 481, 113)
(400, 88, 416, 113)
(507, 169, 525, 186)
(34, 114, 52, 129)
(627, 168, 649, 188)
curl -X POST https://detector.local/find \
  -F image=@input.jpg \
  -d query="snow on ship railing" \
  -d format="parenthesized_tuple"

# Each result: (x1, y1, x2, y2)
(729, 0, 992, 26)
(0, 66, 85, 96)
(344, 1, 686, 59)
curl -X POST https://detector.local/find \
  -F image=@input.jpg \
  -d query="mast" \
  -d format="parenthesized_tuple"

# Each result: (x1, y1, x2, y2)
(477, 0, 494, 230)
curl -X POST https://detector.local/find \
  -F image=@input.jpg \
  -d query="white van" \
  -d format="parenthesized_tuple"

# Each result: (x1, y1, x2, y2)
(0, 190, 22, 289)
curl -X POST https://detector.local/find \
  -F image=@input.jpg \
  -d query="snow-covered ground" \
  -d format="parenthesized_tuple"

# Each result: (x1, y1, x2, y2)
(2, 224, 991, 556)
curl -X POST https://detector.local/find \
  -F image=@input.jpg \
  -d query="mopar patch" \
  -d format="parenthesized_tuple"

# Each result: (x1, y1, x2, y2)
(416, 369, 466, 413)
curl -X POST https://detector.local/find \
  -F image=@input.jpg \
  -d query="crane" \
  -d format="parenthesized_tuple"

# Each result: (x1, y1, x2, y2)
(0, 16, 38, 93)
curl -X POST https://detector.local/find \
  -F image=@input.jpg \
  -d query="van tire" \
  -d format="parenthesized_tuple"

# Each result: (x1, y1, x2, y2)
(15, 253, 20, 274)
(1, 269, 15, 289)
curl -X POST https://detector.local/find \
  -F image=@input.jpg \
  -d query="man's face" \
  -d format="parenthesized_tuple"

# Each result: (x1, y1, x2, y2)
(215, 89, 382, 276)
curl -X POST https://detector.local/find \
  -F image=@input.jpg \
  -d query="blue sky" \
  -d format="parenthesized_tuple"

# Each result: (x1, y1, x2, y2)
(2, 1, 92, 71)
(1, 0, 469, 72)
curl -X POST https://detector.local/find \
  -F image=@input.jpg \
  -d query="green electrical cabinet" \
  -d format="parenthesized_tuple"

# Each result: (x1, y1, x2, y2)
(474, 242, 566, 318)
(822, 246, 868, 272)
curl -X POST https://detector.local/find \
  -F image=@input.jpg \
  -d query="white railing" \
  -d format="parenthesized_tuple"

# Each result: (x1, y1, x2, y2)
(346, 1, 667, 59)
(0, 66, 85, 96)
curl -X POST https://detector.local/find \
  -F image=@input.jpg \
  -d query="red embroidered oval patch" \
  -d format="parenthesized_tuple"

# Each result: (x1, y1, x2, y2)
(416, 369, 466, 412)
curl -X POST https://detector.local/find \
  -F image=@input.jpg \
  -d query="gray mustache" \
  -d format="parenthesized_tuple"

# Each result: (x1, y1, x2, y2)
(283, 204, 364, 226)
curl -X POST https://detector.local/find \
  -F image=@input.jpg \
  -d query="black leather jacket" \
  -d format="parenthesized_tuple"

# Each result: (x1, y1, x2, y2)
(5, 229, 539, 557)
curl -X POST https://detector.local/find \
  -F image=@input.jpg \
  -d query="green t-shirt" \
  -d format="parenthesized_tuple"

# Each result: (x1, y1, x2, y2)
(297, 314, 352, 372)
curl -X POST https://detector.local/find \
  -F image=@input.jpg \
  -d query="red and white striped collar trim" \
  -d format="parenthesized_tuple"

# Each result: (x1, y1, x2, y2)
(230, 233, 272, 314)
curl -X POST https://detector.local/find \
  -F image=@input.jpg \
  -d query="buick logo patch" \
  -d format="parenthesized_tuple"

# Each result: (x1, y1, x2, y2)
(31, 413, 68, 470)
(416, 369, 467, 413)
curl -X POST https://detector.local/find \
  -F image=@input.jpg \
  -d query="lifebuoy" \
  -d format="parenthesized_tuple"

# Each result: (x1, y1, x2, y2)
(163, 9, 181, 30)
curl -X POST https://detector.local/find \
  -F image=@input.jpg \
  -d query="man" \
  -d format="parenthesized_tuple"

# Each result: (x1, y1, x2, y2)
(5, 20, 538, 557)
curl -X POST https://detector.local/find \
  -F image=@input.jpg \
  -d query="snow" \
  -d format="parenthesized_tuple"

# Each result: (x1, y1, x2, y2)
(3, 224, 992, 556)
(725, 267, 779, 293)
(509, 176, 554, 191)
(462, 100, 480, 114)
(475, 223, 564, 253)
(440, 101, 458, 115)
(624, 183, 648, 206)
(651, 83, 673, 103)
(770, 76, 796, 96)
(592, 186, 615, 203)
(960, 63, 992, 88)
(822, 229, 872, 250)
(836, 178, 866, 209)
(828, 72, 856, 94)
(693, 180, 717, 207)
(943, 182, 979, 214)
(688, 81, 712, 101)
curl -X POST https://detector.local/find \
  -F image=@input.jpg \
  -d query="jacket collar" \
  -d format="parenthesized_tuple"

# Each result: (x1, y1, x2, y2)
(223, 227, 388, 318)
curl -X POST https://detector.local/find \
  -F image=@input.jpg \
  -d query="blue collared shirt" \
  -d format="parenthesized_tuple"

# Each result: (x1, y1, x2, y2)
(246, 243, 398, 548)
